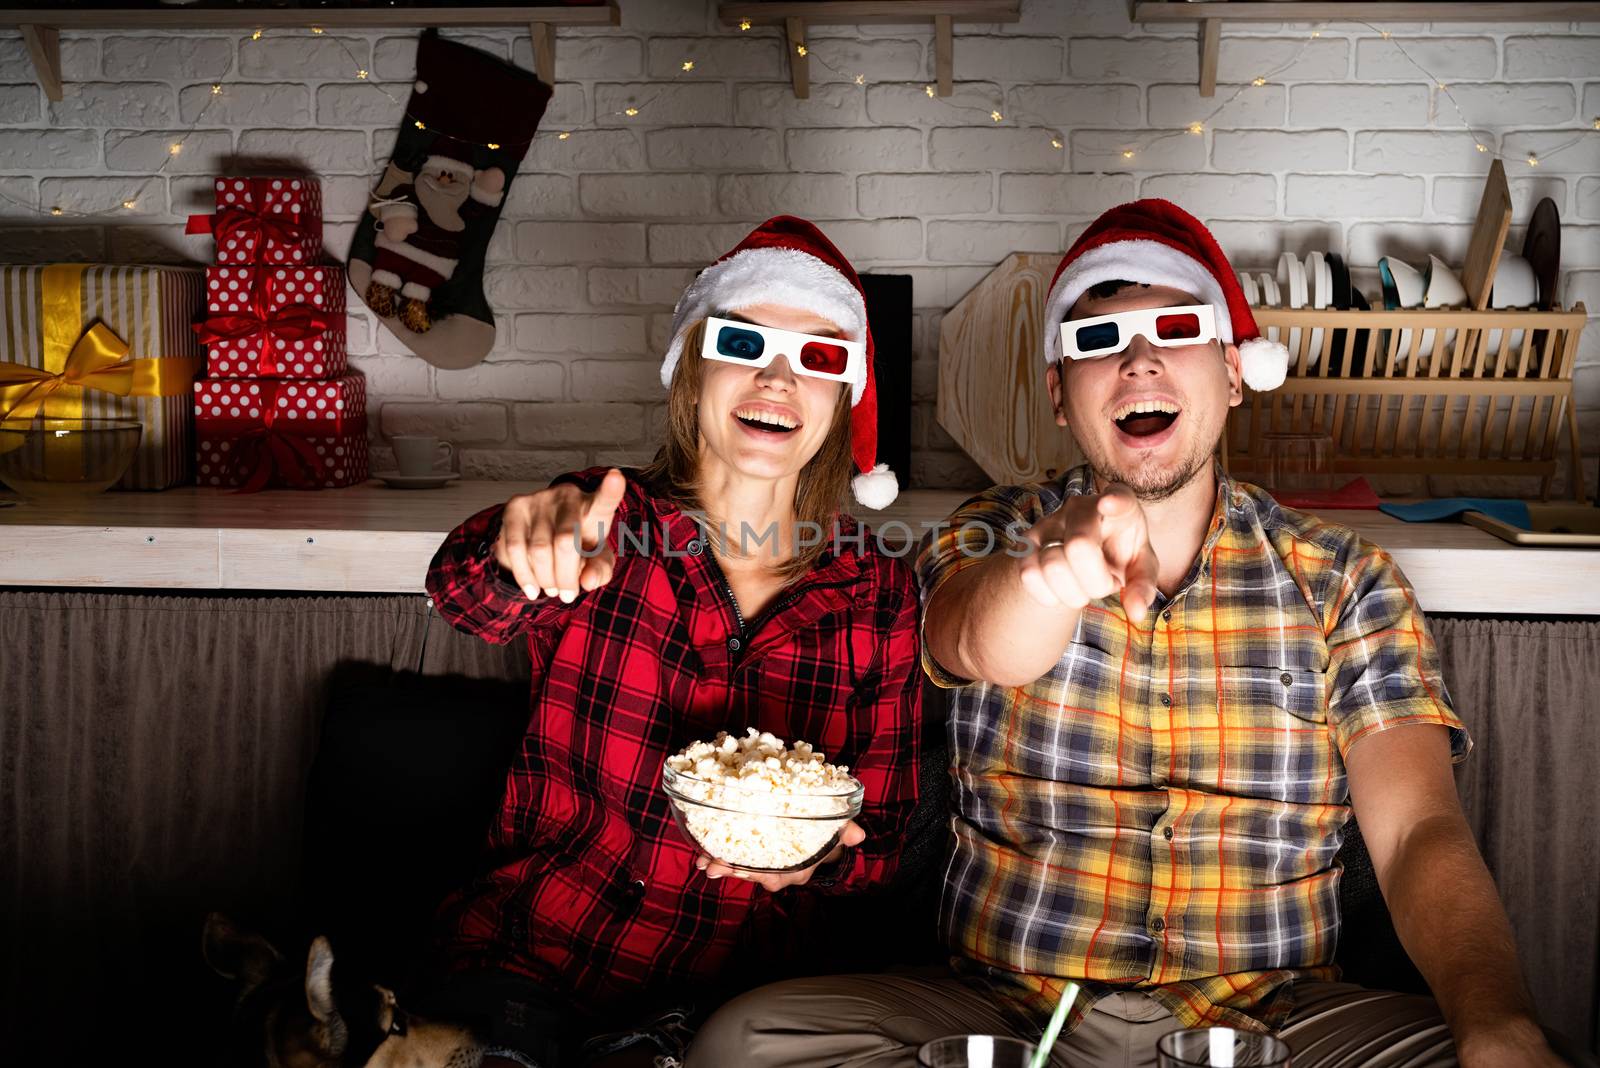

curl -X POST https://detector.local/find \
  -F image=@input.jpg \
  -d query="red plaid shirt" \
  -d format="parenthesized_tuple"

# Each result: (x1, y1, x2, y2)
(424, 468, 922, 1008)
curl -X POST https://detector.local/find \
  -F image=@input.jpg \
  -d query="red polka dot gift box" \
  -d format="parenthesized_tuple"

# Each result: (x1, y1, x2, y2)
(194, 374, 369, 491)
(185, 177, 322, 267)
(194, 265, 348, 379)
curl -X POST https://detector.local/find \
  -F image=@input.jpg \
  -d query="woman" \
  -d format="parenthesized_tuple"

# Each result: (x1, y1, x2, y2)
(420, 216, 922, 1067)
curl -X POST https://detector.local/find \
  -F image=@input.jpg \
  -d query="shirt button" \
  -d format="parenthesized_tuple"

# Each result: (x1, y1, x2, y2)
(1161, 610, 1172, 623)
(1159, 693, 1172, 707)
(477, 540, 490, 554)
(1280, 672, 1294, 687)
(1151, 917, 1166, 933)
(1163, 826, 1174, 841)
(686, 539, 703, 556)
(628, 878, 647, 897)
(727, 636, 742, 653)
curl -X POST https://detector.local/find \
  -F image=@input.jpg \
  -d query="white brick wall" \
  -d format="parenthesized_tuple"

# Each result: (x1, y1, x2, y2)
(1, 0, 1597, 489)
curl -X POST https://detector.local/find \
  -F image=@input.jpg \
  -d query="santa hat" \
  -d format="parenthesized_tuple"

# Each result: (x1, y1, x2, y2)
(1042, 198, 1289, 391)
(661, 215, 898, 509)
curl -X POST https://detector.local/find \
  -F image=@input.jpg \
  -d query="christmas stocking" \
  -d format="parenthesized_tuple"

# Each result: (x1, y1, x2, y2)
(347, 29, 552, 369)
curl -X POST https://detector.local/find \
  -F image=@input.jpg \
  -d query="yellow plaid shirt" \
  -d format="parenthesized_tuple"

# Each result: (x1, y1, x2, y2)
(916, 465, 1469, 1035)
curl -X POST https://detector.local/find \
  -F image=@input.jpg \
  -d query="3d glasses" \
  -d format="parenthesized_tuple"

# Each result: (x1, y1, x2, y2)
(1059, 304, 1218, 361)
(701, 316, 864, 383)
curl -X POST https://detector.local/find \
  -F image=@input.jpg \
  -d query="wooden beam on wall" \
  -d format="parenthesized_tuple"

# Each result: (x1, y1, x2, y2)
(529, 21, 555, 84)
(934, 14, 953, 96)
(786, 16, 810, 99)
(1198, 18, 1220, 97)
(20, 24, 61, 102)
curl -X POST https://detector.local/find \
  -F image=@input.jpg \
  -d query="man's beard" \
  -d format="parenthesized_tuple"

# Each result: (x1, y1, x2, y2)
(1078, 428, 1217, 502)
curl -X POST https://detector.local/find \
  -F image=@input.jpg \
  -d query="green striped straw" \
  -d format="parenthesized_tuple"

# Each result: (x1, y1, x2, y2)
(1027, 981, 1080, 1068)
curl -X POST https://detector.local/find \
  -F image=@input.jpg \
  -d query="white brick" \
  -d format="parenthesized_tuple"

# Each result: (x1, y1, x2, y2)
(237, 129, 371, 175)
(813, 219, 924, 264)
(1440, 83, 1576, 127)
(865, 83, 1000, 127)
(180, 83, 310, 126)
(1286, 174, 1423, 218)
(0, 226, 105, 260)
(39, 177, 167, 216)
(484, 266, 584, 311)
(787, 127, 923, 171)
(647, 312, 676, 354)
(0, 129, 99, 171)
(544, 83, 588, 128)
(512, 35, 642, 80)
(0, 177, 33, 210)
(1433, 176, 1566, 220)
(316, 84, 410, 126)
(1514, 131, 1600, 175)
(927, 220, 1058, 263)
(106, 224, 211, 264)
(1217, 38, 1350, 82)
(0, 85, 38, 124)
(1558, 227, 1600, 269)
(48, 83, 174, 127)
(1008, 84, 1142, 127)
(648, 222, 761, 264)
(1578, 177, 1600, 221)
(1587, 83, 1600, 123)
(344, 311, 376, 356)
(1354, 131, 1485, 174)
(104, 129, 231, 173)
(929, 127, 1062, 172)
(1143, 173, 1278, 218)
(526, 130, 643, 172)
(1346, 222, 1475, 268)
(1212, 129, 1348, 171)
(501, 174, 578, 219)
(348, 354, 431, 398)
(515, 222, 645, 265)
(379, 402, 508, 444)
(721, 172, 856, 218)
(1070, 38, 1195, 81)
(592, 448, 657, 469)
(372, 34, 507, 79)
(460, 449, 587, 482)
(299, 175, 369, 221)
(1150, 84, 1284, 128)
(513, 314, 647, 355)
(1564, 272, 1600, 319)
(1288, 84, 1430, 128)
(1504, 36, 1600, 79)
(579, 174, 716, 217)
(1073, 129, 1203, 172)
(587, 267, 697, 307)
(648, 37, 784, 79)
(804, 36, 924, 82)
(513, 403, 646, 446)
(949, 35, 1062, 82)
(860, 173, 989, 216)
(647, 127, 781, 171)
(1353, 37, 1496, 80)
(104, 35, 232, 79)
(241, 35, 370, 79)
(998, 173, 1136, 216)
(1210, 221, 1343, 270)
(0, 35, 97, 81)
(572, 359, 664, 402)
(595, 83, 730, 126)
(737, 83, 868, 127)
(436, 362, 565, 403)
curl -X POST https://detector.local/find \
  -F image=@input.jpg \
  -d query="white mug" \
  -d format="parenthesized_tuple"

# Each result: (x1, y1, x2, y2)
(390, 435, 456, 477)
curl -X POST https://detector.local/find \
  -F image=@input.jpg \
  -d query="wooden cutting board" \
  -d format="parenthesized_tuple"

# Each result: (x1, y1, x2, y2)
(938, 252, 1082, 485)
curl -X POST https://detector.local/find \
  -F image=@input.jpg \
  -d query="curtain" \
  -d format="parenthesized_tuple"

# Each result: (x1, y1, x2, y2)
(0, 593, 1594, 1056)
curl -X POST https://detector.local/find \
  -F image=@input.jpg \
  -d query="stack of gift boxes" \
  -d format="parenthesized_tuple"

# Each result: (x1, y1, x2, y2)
(189, 176, 369, 491)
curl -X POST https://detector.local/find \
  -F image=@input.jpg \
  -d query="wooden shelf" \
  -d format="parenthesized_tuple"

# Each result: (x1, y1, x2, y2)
(1132, 2, 1600, 96)
(717, 1, 1020, 99)
(2, 4, 621, 100)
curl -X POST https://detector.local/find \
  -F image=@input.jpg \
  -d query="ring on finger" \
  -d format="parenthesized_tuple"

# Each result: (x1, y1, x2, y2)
(1040, 540, 1066, 550)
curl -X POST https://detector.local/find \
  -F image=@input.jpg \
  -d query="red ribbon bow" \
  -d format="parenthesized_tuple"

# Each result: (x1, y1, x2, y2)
(220, 382, 356, 494)
(193, 273, 333, 376)
(186, 206, 310, 253)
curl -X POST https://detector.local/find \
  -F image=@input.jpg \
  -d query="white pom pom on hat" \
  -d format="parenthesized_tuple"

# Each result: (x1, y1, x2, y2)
(1041, 198, 1290, 391)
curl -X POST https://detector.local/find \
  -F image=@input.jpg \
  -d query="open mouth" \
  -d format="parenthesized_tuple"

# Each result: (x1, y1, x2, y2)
(733, 407, 800, 436)
(1111, 399, 1180, 439)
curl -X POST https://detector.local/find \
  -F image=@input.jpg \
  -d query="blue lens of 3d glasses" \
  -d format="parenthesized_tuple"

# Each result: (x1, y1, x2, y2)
(1075, 320, 1122, 352)
(715, 325, 766, 361)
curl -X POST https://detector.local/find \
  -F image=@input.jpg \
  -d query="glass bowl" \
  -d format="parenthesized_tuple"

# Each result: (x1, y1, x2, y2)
(0, 419, 142, 497)
(660, 761, 863, 873)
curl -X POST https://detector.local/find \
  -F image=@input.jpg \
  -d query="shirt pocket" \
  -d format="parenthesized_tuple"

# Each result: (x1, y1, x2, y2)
(1216, 665, 1336, 804)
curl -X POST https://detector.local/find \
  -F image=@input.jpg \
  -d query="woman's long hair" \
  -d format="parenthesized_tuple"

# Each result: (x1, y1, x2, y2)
(640, 319, 854, 582)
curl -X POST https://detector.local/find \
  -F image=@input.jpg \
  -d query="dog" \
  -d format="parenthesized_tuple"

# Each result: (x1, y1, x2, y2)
(203, 912, 485, 1068)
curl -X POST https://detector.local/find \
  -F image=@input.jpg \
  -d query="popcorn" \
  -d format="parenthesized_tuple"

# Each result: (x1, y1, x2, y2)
(664, 728, 860, 871)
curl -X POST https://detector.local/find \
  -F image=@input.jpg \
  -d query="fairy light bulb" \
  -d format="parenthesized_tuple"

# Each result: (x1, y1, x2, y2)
(1527, 154, 1540, 167)
(251, 29, 262, 40)
(854, 74, 865, 85)
(1188, 121, 1204, 135)
(311, 26, 324, 35)
(1121, 149, 1135, 159)
(1252, 76, 1266, 87)
(169, 142, 182, 155)
(557, 132, 571, 140)
(739, 19, 751, 31)
(624, 106, 639, 117)
(924, 84, 935, 98)
(487, 142, 500, 150)
(1051, 137, 1063, 149)
(1476, 142, 1488, 152)
(681, 60, 695, 72)
(210, 83, 222, 95)
(990, 110, 1003, 123)
(1381, 30, 1391, 39)
(122, 199, 137, 210)
(414, 120, 425, 129)
(356, 69, 369, 80)
(50, 206, 63, 216)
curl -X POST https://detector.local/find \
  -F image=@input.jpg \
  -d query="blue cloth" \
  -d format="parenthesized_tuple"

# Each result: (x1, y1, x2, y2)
(1378, 498, 1531, 528)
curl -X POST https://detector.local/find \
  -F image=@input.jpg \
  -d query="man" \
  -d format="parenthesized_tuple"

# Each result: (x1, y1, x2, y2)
(689, 200, 1584, 1067)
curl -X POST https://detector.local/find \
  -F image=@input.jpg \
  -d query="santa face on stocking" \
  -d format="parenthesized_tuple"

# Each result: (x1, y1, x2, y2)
(367, 150, 505, 335)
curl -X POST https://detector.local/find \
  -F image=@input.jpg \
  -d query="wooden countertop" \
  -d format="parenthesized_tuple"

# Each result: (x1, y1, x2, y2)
(2, 482, 1596, 615)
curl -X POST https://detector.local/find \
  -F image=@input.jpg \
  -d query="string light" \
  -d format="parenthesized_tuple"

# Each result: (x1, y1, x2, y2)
(50, 207, 62, 216)
(169, 143, 182, 156)
(624, 107, 639, 117)
(210, 83, 222, 95)
(250, 29, 262, 40)
(1251, 76, 1266, 87)
(557, 132, 571, 140)
(796, 44, 808, 56)
(1593, 117, 1600, 130)
(924, 84, 935, 98)
(1051, 138, 1063, 149)
(681, 60, 695, 72)
(990, 110, 1003, 123)
(1121, 149, 1135, 159)
(486, 142, 500, 150)
(356, 69, 368, 80)
(738, 18, 751, 31)
(1527, 154, 1540, 167)
(854, 74, 865, 85)
(1476, 142, 1488, 152)
(121, 199, 136, 210)
(1381, 30, 1392, 38)
(413, 120, 425, 129)
(1188, 121, 1204, 135)
(311, 26, 324, 35)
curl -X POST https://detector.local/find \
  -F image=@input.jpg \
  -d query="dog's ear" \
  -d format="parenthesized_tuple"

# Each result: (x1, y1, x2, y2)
(305, 935, 338, 1024)
(203, 912, 282, 989)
